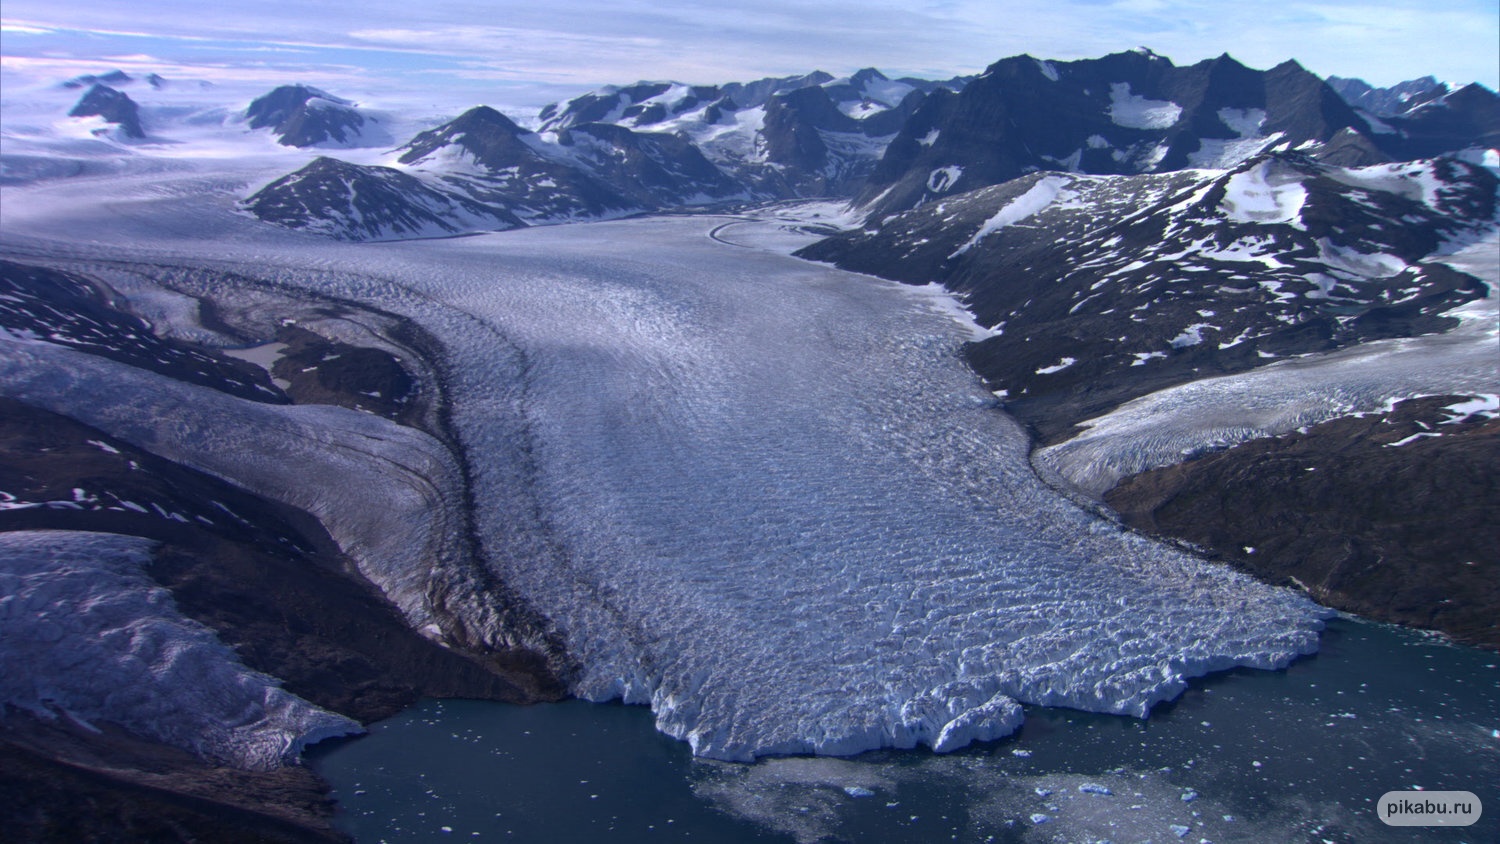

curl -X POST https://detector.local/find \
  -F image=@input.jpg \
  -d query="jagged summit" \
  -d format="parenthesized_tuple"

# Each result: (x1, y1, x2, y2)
(852, 51, 1407, 218)
(237, 49, 1496, 244)
(245, 85, 367, 147)
(61, 69, 132, 90)
(67, 84, 145, 139)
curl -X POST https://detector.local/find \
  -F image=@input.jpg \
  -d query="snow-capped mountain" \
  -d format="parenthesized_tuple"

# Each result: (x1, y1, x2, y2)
(853, 50, 1418, 219)
(1327, 75, 1450, 117)
(535, 68, 966, 197)
(801, 152, 1498, 441)
(60, 69, 135, 90)
(1373, 83, 1500, 160)
(241, 155, 526, 240)
(245, 103, 747, 239)
(67, 84, 146, 139)
(243, 84, 373, 147)
(239, 52, 1496, 244)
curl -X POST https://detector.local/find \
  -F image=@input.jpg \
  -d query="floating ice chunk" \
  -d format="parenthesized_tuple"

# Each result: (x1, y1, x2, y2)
(843, 786, 875, 798)
(1079, 783, 1114, 795)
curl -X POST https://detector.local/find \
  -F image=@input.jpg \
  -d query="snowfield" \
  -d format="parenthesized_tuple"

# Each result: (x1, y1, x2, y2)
(1, 156, 1330, 762)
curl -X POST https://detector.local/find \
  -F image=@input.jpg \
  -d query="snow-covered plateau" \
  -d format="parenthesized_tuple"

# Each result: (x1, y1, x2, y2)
(0, 145, 1337, 764)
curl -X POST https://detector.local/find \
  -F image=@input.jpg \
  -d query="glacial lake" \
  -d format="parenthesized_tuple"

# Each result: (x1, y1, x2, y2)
(309, 617, 1498, 843)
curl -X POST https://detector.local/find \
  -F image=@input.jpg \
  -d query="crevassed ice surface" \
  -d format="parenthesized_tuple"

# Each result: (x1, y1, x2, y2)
(0, 530, 360, 769)
(0, 170, 1327, 761)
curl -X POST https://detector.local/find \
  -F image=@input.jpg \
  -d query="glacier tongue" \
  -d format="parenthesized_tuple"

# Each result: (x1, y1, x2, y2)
(0, 182, 1329, 761)
(357, 215, 1327, 761)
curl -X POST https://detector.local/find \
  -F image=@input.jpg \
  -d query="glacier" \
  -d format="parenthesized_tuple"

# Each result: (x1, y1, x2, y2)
(0, 530, 360, 769)
(0, 160, 1330, 762)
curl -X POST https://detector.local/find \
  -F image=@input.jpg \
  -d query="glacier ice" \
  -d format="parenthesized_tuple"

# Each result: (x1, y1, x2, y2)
(0, 530, 360, 769)
(0, 166, 1331, 761)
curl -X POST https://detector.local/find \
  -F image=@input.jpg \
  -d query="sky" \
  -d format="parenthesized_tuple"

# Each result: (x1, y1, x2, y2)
(2, 0, 1497, 111)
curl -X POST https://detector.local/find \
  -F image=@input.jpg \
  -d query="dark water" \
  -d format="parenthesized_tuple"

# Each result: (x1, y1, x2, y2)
(308, 618, 1498, 843)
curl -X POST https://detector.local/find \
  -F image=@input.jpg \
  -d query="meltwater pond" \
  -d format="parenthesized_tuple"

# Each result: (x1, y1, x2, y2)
(310, 618, 1499, 844)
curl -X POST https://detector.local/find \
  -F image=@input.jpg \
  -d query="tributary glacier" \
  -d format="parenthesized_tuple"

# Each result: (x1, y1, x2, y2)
(0, 169, 1329, 761)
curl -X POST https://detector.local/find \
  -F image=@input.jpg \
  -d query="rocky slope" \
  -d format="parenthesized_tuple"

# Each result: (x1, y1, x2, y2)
(1105, 395, 1499, 648)
(244, 85, 372, 148)
(852, 51, 1497, 221)
(0, 258, 565, 838)
(67, 84, 145, 139)
(800, 153, 1497, 442)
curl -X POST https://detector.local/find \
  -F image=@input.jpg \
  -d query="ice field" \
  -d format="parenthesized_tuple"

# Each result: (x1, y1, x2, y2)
(3, 162, 1349, 760)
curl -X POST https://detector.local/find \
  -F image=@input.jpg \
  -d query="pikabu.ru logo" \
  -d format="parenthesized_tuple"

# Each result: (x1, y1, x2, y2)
(1377, 791, 1482, 827)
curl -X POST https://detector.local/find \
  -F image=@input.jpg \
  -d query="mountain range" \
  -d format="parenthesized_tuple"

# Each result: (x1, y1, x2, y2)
(3, 46, 1498, 843)
(226, 51, 1497, 244)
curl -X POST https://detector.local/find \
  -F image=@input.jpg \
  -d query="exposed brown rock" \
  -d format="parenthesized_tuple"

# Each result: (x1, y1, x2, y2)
(1, 711, 345, 843)
(1, 398, 565, 837)
(1105, 396, 1500, 648)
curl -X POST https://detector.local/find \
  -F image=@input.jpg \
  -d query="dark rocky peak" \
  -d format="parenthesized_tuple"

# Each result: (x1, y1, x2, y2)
(1260, 60, 1372, 142)
(242, 156, 525, 241)
(1327, 75, 1449, 116)
(61, 69, 132, 90)
(67, 84, 145, 139)
(245, 85, 367, 147)
(759, 87, 856, 172)
(145, 73, 168, 89)
(1382, 82, 1500, 159)
(245, 85, 353, 130)
(767, 85, 861, 132)
(397, 105, 533, 168)
(720, 70, 834, 109)
(555, 122, 741, 203)
(854, 51, 1399, 218)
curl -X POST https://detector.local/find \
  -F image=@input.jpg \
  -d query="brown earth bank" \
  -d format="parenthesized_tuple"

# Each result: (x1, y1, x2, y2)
(1104, 395, 1500, 649)
(2, 712, 344, 843)
(0, 398, 565, 841)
